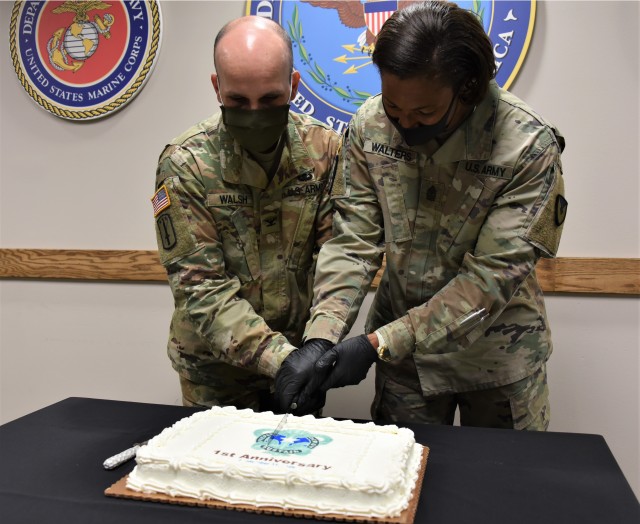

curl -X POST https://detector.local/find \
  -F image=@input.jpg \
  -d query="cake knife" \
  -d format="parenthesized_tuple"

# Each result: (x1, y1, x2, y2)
(266, 413, 289, 448)
(103, 441, 147, 470)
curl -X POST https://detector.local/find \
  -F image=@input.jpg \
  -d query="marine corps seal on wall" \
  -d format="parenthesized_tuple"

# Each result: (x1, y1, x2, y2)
(246, 0, 535, 133)
(10, 0, 162, 120)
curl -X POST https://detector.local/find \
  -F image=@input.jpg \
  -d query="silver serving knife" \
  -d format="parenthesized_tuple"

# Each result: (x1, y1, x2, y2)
(103, 441, 147, 470)
(266, 413, 289, 449)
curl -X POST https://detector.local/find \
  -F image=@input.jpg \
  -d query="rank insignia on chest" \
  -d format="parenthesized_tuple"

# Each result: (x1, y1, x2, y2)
(151, 185, 171, 217)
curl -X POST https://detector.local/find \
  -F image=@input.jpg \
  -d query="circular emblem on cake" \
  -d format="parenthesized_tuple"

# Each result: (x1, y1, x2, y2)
(9, 0, 162, 120)
(254, 429, 332, 456)
(246, 0, 535, 133)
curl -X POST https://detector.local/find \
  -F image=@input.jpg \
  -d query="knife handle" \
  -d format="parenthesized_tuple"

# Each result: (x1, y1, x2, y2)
(103, 444, 140, 470)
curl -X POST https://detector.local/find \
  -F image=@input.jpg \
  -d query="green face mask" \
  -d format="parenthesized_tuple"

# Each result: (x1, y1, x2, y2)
(221, 104, 290, 153)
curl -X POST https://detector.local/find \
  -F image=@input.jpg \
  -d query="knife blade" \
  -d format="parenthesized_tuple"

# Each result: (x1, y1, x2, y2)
(103, 441, 147, 470)
(266, 413, 289, 449)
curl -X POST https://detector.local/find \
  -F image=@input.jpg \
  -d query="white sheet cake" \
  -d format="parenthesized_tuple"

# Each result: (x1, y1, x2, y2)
(126, 405, 423, 518)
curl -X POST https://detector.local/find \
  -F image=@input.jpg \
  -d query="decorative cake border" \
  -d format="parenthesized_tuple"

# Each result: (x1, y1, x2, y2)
(105, 445, 429, 524)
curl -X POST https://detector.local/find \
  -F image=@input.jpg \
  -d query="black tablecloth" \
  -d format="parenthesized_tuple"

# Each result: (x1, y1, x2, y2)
(0, 397, 637, 523)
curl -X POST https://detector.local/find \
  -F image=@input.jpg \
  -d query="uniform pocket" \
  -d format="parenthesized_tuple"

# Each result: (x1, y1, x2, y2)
(208, 202, 260, 283)
(369, 162, 411, 243)
(283, 193, 320, 270)
(230, 208, 261, 280)
(439, 172, 490, 253)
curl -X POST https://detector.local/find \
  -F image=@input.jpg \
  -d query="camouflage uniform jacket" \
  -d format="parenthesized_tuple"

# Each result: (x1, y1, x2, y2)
(153, 111, 339, 390)
(305, 82, 566, 396)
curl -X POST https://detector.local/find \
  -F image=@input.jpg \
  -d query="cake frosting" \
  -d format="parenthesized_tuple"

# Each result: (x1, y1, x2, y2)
(126, 406, 423, 518)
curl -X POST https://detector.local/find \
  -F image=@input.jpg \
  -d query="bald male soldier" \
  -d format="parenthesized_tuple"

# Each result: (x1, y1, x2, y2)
(151, 16, 339, 411)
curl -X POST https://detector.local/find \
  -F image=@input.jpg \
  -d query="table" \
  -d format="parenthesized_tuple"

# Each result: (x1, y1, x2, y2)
(1, 397, 638, 523)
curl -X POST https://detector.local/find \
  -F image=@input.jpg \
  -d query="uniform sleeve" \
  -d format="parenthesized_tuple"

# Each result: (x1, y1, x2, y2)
(312, 133, 340, 259)
(377, 133, 566, 360)
(304, 117, 386, 343)
(153, 146, 295, 379)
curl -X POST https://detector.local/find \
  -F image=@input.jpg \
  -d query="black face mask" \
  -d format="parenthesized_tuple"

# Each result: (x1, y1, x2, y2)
(383, 94, 457, 146)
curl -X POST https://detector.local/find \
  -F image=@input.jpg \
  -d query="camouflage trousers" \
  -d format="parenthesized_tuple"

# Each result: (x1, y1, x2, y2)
(371, 364, 550, 430)
(179, 374, 276, 412)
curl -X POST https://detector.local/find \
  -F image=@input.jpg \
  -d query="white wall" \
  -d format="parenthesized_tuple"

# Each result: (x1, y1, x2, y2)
(1, 1, 638, 497)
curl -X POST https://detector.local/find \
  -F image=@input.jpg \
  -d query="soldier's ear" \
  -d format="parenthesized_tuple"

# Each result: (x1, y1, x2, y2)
(211, 73, 222, 104)
(290, 71, 300, 102)
(459, 77, 478, 105)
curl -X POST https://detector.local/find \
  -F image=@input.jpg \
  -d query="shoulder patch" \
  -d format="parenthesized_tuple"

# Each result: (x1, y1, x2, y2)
(522, 168, 566, 257)
(155, 179, 198, 265)
(156, 214, 177, 250)
(555, 194, 568, 226)
(151, 185, 171, 217)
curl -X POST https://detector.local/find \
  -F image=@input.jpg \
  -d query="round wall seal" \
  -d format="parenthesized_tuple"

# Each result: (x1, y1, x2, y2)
(10, 0, 162, 121)
(246, 1, 535, 133)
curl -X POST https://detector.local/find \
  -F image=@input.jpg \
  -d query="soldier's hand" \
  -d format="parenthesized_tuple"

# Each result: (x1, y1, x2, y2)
(316, 335, 378, 391)
(274, 338, 333, 415)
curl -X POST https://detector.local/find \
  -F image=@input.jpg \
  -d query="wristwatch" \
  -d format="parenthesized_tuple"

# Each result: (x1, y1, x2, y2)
(375, 331, 393, 362)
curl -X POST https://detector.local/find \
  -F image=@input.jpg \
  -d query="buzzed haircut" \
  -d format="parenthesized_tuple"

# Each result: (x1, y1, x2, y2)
(214, 16, 294, 74)
(372, 0, 496, 105)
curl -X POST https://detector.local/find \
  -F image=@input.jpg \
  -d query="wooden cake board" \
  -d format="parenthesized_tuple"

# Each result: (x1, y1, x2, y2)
(105, 445, 429, 524)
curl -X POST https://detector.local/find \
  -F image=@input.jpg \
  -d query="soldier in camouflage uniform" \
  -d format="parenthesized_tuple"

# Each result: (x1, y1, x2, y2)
(152, 16, 339, 411)
(279, 1, 567, 429)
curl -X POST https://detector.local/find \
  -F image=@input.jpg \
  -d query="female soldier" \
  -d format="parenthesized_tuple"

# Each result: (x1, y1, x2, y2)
(278, 0, 566, 429)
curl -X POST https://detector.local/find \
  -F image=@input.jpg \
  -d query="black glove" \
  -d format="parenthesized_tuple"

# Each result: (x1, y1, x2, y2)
(316, 335, 378, 392)
(274, 339, 333, 415)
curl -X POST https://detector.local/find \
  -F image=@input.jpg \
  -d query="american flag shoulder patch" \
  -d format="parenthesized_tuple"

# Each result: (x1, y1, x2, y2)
(151, 185, 171, 217)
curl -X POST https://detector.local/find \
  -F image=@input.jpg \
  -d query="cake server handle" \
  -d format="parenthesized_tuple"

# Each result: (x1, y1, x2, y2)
(103, 441, 147, 470)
